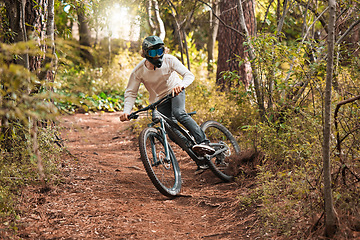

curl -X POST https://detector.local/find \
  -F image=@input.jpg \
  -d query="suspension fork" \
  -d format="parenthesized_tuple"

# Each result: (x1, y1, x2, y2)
(159, 118, 171, 161)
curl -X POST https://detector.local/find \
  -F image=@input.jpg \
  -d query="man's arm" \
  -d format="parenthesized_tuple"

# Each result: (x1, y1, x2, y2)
(123, 72, 141, 114)
(168, 55, 195, 88)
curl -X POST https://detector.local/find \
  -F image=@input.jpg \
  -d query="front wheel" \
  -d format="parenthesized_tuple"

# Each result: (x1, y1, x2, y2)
(201, 121, 241, 182)
(138, 127, 181, 197)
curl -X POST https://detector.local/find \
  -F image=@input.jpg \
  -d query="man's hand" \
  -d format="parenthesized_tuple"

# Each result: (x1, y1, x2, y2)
(119, 112, 130, 122)
(172, 85, 184, 97)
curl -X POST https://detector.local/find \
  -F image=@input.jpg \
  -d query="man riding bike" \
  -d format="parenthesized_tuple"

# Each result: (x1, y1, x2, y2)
(119, 35, 214, 156)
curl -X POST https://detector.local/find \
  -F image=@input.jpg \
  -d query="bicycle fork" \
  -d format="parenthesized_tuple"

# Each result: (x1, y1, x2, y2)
(159, 118, 171, 162)
(150, 118, 171, 167)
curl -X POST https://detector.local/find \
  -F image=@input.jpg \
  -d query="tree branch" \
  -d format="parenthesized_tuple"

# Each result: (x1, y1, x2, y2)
(334, 94, 360, 156)
(295, 0, 328, 31)
(336, 18, 360, 45)
(197, 0, 245, 38)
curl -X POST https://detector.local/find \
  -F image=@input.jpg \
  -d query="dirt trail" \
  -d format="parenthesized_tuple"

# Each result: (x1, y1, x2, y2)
(9, 112, 258, 239)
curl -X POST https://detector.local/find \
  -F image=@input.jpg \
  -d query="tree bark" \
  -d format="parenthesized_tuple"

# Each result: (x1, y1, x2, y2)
(2, 0, 29, 151)
(323, 0, 339, 237)
(147, 0, 156, 35)
(4, 0, 29, 68)
(236, 0, 265, 121)
(207, 0, 220, 72)
(216, 0, 255, 90)
(2, 0, 48, 181)
(77, 4, 94, 65)
(153, 0, 166, 40)
(38, 0, 57, 82)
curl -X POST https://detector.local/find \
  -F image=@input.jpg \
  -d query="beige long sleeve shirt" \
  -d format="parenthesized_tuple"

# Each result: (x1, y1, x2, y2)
(123, 54, 195, 114)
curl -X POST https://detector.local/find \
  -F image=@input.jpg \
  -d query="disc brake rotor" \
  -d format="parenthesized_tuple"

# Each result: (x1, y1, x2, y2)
(158, 151, 171, 170)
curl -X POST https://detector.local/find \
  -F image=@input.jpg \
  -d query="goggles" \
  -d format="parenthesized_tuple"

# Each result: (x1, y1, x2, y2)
(146, 47, 164, 58)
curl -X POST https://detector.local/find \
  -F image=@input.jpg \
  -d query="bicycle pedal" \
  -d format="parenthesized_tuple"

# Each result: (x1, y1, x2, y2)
(192, 144, 215, 155)
(195, 164, 209, 174)
(198, 164, 209, 170)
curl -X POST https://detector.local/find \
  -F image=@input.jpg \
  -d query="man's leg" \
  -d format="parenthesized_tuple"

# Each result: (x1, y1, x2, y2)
(171, 91, 208, 144)
(157, 97, 190, 147)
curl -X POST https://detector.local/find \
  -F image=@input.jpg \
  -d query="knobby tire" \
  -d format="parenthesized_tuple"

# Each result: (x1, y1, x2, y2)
(138, 127, 181, 198)
(201, 120, 241, 182)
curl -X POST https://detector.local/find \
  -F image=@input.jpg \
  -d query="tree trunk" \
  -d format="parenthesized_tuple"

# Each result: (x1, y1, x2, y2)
(38, 0, 57, 82)
(153, 0, 166, 40)
(166, 0, 184, 64)
(146, 0, 165, 40)
(147, 0, 156, 35)
(2, 0, 29, 151)
(216, 0, 255, 90)
(4, 0, 29, 68)
(46, 0, 55, 42)
(207, 0, 220, 72)
(323, 0, 339, 237)
(77, 4, 94, 65)
(236, 0, 265, 121)
(2, 0, 48, 181)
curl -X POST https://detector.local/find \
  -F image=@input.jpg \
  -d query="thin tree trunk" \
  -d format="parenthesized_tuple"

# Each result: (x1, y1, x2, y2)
(38, 0, 57, 81)
(169, 11, 184, 63)
(147, 0, 156, 34)
(2, 0, 29, 151)
(6, 0, 29, 68)
(47, 0, 55, 42)
(78, 5, 94, 65)
(323, 0, 339, 236)
(166, 0, 185, 64)
(237, 0, 265, 121)
(182, 30, 191, 70)
(153, 0, 166, 40)
(207, 0, 220, 72)
(31, 122, 46, 184)
(275, 0, 288, 38)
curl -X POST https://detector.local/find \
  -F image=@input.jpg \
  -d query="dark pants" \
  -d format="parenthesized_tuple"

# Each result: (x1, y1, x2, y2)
(157, 90, 208, 145)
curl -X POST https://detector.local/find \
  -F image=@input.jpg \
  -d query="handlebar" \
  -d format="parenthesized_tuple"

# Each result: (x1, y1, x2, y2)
(128, 89, 183, 120)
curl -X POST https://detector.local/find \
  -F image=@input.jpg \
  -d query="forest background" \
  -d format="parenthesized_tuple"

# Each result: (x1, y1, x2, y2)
(0, 0, 359, 239)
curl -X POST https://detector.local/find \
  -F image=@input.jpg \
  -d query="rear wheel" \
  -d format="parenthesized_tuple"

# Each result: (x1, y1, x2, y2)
(138, 127, 181, 197)
(201, 121, 240, 182)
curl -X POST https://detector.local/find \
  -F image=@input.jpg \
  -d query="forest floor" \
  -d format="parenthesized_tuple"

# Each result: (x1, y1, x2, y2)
(2, 112, 261, 239)
(2, 112, 355, 239)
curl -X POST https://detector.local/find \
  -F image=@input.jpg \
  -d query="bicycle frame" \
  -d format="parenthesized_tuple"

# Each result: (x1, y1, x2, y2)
(129, 92, 232, 169)
(129, 93, 207, 166)
(150, 108, 204, 164)
(130, 92, 240, 190)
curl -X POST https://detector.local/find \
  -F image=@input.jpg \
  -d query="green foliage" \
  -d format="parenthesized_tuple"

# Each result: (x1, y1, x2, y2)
(54, 39, 145, 113)
(0, 41, 58, 123)
(0, 122, 62, 218)
(255, 165, 321, 236)
(0, 41, 63, 220)
(1, 1, 359, 237)
(224, 30, 360, 236)
(54, 90, 124, 113)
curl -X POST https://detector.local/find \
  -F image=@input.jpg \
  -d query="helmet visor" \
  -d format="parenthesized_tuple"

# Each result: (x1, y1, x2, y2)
(147, 47, 164, 58)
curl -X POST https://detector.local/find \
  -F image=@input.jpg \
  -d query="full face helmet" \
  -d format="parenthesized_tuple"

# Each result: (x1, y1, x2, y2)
(142, 36, 165, 68)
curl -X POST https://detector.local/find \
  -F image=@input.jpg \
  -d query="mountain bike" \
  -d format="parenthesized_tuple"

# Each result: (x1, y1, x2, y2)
(128, 92, 240, 198)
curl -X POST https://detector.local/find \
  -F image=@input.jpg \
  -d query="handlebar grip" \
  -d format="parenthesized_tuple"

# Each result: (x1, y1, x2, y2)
(128, 113, 139, 120)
